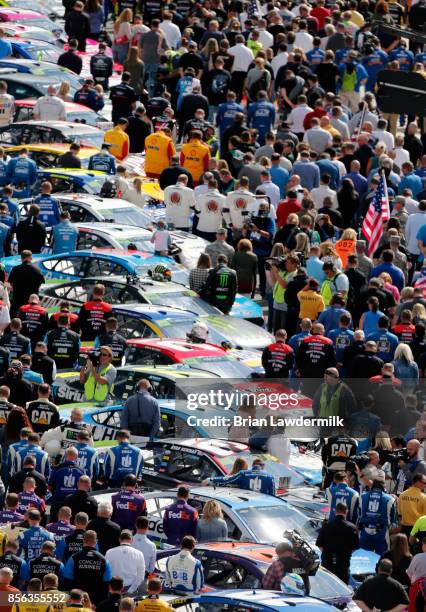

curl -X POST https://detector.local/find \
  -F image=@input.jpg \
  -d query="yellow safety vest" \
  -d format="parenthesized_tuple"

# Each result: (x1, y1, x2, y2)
(84, 364, 114, 402)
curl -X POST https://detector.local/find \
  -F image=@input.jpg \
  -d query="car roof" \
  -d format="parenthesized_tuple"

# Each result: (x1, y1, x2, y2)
(126, 337, 228, 358)
(197, 591, 334, 611)
(7, 144, 99, 157)
(112, 304, 196, 321)
(116, 364, 212, 380)
(10, 120, 102, 134)
(194, 541, 275, 562)
(159, 438, 249, 457)
(0, 72, 61, 83)
(50, 194, 138, 208)
(9, 37, 56, 48)
(146, 486, 288, 509)
(0, 59, 64, 69)
(0, 8, 45, 16)
(76, 223, 152, 237)
(16, 100, 94, 114)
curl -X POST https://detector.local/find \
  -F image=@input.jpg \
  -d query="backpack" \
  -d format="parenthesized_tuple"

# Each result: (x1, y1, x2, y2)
(249, 71, 268, 100)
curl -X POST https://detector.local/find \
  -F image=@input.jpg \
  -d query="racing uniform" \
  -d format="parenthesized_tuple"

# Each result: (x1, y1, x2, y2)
(0, 398, 16, 427)
(17, 490, 45, 515)
(93, 330, 127, 367)
(0, 509, 23, 525)
(180, 139, 210, 185)
(63, 546, 112, 604)
(45, 327, 80, 369)
(392, 322, 416, 343)
(366, 329, 399, 363)
(56, 528, 88, 562)
(33, 194, 61, 227)
(14, 444, 51, 479)
(327, 327, 354, 368)
(78, 299, 113, 341)
(74, 442, 99, 480)
(6, 156, 37, 190)
(111, 489, 147, 530)
(162, 499, 198, 546)
(135, 595, 174, 611)
(388, 46, 414, 71)
(164, 183, 196, 231)
(261, 340, 294, 378)
(165, 549, 204, 594)
(0, 551, 29, 587)
(18, 302, 49, 348)
(201, 262, 237, 314)
(29, 553, 64, 582)
(26, 399, 60, 434)
(247, 100, 276, 145)
(296, 333, 336, 379)
(194, 189, 225, 241)
(46, 519, 75, 543)
(41, 421, 93, 454)
(209, 465, 276, 495)
(88, 151, 116, 174)
(74, 87, 102, 112)
(17, 525, 55, 561)
(224, 188, 256, 234)
(216, 100, 244, 137)
(321, 434, 358, 488)
(52, 219, 78, 254)
(0, 92, 14, 127)
(326, 481, 360, 523)
(0, 329, 31, 360)
(359, 485, 397, 554)
(90, 51, 113, 89)
(48, 460, 85, 522)
(48, 310, 79, 332)
(103, 441, 144, 487)
(6, 439, 30, 478)
(362, 49, 388, 92)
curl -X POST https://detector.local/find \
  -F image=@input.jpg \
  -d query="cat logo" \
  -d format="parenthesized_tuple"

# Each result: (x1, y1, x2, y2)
(235, 198, 247, 209)
(170, 191, 181, 204)
(207, 199, 219, 212)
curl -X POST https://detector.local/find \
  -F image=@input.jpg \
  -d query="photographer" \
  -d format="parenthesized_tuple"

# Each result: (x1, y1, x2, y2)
(243, 200, 275, 297)
(271, 254, 299, 332)
(79, 346, 117, 405)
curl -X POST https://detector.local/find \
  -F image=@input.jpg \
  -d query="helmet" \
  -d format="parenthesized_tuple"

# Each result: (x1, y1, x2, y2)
(189, 321, 209, 342)
(280, 573, 306, 596)
(150, 264, 172, 281)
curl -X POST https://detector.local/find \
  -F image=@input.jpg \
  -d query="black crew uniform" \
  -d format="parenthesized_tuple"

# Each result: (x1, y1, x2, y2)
(0, 347, 9, 377)
(64, 546, 110, 603)
(201, 263, 237, 315)
(8, 261, 44, 316)
(32, 351, 56, 385)
(26, 399, 60, 434)
(159, 164, 194, 190)
(0, 399, 16, 427)
(60, 529, 86, 562)
(316, 515, 359, 584)
(109, 82, 138, 125)
(0, 330, 31, 360)
(63, 489, 98, 522)
(57, 49, 83, 75)
(321, 434, 358, 488)
(45, 327, 80, 370)
(95, 330, 127, 366)
(0, 372, 33, 407)
(126, 114, 152, 153)
(0, 551, 28, 587)
(97, 593, 121, 612)
(261, 341, 294, 378)
(29, 554, 63, 581)
(9, 467, 47, 498)
(90, 52, 113, 90)
(15, 216, 47, 255)
(348, 352, 384, 378)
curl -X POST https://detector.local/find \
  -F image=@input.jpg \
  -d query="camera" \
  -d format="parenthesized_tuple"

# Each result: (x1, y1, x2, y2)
(347, 453, 370, 473)
(283, 530, 320, 576)
(88, 351, 101, 367)
(265, 256, 287, 271)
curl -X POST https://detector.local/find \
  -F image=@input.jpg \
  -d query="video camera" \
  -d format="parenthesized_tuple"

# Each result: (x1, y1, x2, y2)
(283, 530, 320, 576)
(79, 350, 101, 368)
(265, 256, 287, 272)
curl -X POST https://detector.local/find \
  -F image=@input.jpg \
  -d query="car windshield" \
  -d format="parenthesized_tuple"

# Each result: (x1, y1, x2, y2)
(27, 45, 60, 63)
(26, 17, 56, 31)
(39, 68, 81, 90)
(237, 505, 318, 542)
(97, 207, 152, 226)
(221, 452, 302, 489)
(146, 292, 217, 316)
(114, 236, 153, 250)
(182, 355, 252, 378)
(69, 130, 104, 149)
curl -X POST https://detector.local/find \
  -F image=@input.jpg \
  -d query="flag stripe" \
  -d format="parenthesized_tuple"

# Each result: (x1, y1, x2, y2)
(361, 171, 390, 257)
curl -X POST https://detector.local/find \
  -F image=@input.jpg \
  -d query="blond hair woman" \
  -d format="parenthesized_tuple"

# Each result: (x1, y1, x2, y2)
(113, 8, 133, 65)
(196, 499, 228, 542)
(319, 241, 342, 269)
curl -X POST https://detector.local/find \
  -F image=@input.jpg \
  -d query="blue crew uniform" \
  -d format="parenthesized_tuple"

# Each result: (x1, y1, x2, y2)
(415, 52, 426, 69)
(306, 47, 325, 71)
(17, 526, 55, 561)
(48, 461, 85, 505)
(326, 481, 359, 523)
(52, 220, 78, 254)
(210, 465, 276, 495)
(0, 221, 10, 257)
(0, 159, 8, 187)
(216, 101, 244, 136)
(74, 442, 99, 480)
(14, 444, 51, 479)
(34, 194, 61, 227)
(335, 48, 351, 64)
(88, 151, 116, 174)
(247, 101, 276, 145)
(367, 330, 399, 363)
(328, 328, 354, 365)
(1, 197, 19, 226)
(6, 156, 37, 189)
(162, 499, 198, 546)
(359, 485, 397, 554)
(388, 46, 414, 71)
(74, 88, 102, 112)
(362, 50, 388, 91)
(103, 441, 144, 486)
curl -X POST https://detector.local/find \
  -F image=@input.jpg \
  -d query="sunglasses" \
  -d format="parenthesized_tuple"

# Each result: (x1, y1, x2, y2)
(100, 352, 110, 357)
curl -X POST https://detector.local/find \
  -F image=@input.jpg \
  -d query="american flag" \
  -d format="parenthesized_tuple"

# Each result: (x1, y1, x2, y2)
(362, 171, 390, 257)
(247, 0, 260, 18)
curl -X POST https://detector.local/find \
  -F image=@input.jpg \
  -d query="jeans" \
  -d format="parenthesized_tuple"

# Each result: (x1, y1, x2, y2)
(112, 42, 129, 65)
(144, 62, 160, 97)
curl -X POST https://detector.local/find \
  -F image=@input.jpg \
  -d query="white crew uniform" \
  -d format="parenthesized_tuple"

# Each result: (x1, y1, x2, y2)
(41, 422, 94, 456)
(164, 183, 196, 229)
(195, 189, 225, 233)
(33, 94, 67, 121)
(0, 93, 14, 127)
(165, 549, 204, 594)
(225, 188, 257, 229)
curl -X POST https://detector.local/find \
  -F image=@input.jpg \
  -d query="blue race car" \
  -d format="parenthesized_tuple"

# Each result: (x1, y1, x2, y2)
(3, 250, 189, 286)
(188, 590, 344, 612)
(10, 38, 61, 63)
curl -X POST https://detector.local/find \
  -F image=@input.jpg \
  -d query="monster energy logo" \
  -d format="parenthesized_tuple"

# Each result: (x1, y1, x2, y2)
(217, 273, 228, 299)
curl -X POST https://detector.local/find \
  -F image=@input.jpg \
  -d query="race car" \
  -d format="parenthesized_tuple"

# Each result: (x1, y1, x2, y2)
(14, 99, 111, 129)
(2, 250, 189, 285)
(0, 0, 62, 18)
(187, 591, 346, 612)
(52, 364, 216, 405)
(111, 305, 273, 349)
(0, 8, 64, 39)
(6, 144, 101, 169)
(0, 121, 104, 149)
(92, 487, 378, 581)
(0, 60, 83, 90)
(2, 22, 63, 46)
(39, 274, 262, 325)
(124, 337, 262, 376)
(19, 194, 164, 226)
(0, 73, 78, 101)
(9, 38, 61, 63)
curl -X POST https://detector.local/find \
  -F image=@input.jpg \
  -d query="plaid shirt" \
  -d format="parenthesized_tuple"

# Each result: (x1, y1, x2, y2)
(189, 268, 210, 294)
(263, 559, 284, 590)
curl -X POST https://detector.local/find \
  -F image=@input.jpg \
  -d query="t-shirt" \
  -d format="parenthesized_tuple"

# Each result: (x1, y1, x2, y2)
(353, 574, 409, 610)
(297, 289, 325, 320)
